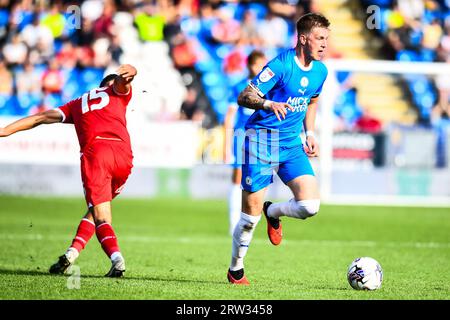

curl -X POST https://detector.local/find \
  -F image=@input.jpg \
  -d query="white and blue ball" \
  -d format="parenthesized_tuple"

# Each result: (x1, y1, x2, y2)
(347, 257, 383, 290)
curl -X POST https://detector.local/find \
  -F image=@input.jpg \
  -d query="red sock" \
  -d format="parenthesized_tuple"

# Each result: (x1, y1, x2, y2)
(70, 218, 95, 253)
(96, 223, 120, 258)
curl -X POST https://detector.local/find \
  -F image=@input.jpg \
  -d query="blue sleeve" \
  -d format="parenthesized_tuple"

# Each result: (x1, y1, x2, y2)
(249, 57, 284, 97)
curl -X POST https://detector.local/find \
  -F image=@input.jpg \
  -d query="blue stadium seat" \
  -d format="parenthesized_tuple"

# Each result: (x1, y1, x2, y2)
(180, 16, 201, 37)
(0, 94, 12, 116)
(396, 50, 420, 61)
(195, 59, 216, 73)
(248, 3, 268, 20)
(420, 48, 436, 62)
(210, 100, 228, 123)
(80, 68, 104, 91)
(17, 11, 34, 31)
(235, 3, 268, 21)
(202, 72, 226, 88)
(410, 76, 428, 95)
(63, 79, 83, 100)
(415, 91, 436, 119)
(0, 9, 8, 27)
(208, 86, 227, 101)
(215, 44, 233, 60)
(43, 93, 63, 109)
(362, 0, 392, 8)
(15, 94, 40, 115)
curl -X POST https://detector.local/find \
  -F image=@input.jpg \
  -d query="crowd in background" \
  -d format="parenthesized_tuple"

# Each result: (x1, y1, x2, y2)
(0, 0, 448, 135)
(364, 0, 449, 123)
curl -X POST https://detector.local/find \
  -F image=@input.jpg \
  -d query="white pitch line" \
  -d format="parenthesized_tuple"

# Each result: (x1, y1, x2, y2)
(0, 233, 449, 249)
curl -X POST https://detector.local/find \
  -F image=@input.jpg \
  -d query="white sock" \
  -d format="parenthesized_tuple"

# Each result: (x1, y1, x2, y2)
(65, 247, 79, 264)
(228, 184, 242, 235)
(230, 212, 261, 271)
(268, 199, 320, 220)
(110, 251, 123, 262)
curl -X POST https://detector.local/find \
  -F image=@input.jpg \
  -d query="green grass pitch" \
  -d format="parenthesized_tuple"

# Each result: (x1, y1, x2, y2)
(0, 195, 449, 300)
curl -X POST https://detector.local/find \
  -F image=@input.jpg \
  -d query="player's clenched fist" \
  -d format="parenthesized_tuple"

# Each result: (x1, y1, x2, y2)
(116, 64, 137, 82)
(263, 100, 295, 121)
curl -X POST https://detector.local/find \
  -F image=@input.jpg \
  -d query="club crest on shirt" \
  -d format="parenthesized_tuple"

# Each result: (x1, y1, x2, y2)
(300, 77, 309, 87)
(298, 77, 309, 94)
(259, 67, 274, 83)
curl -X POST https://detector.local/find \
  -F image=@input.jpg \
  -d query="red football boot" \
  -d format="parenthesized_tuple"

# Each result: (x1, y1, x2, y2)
(227, 269, 250, 285)
(263, 201, 282, 246)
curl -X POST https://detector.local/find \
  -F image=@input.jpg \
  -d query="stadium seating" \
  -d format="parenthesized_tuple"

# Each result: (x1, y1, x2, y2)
(361, 0, 449, 123)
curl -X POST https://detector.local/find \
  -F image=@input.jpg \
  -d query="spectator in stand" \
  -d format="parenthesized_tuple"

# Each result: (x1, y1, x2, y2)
(16, 60, 41, 96)
(40, 2, 66, 39)
(171, 34, 198, 69)
(41, 58, 63, 95)
(397, 0, 424, 22)
(92, 37, 112, 68)
(258, 11, 289, 48)
(198, 2, 218, 42)
(421, 18, 443, 60)
(56, 40, 78, 69)
(180, 86, 207, 122)
(108, 33, 123, 66)
(268, 0, 297, 20)
(176, 0, 199, 18)
(134, 2, 166, 42)
(81, 0, 104, 22)
(240, 9, 263, 47)
(211, 6, 241, 44)
(21, 14, 54, 50)
(2, 34, 28, 66)
(93, 0, 116, 39)
(223, 40, 248, 77)
(8, 1, 34, 34)
(77, 17, 95, 47)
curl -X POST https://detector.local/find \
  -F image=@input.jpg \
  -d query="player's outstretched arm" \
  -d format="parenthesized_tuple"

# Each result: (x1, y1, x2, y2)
(238, 85, 294, 121)
(0, 109, 63, 138)
(113, 64, 137, 95)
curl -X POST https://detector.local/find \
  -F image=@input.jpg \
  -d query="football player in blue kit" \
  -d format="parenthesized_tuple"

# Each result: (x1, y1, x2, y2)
(224, 50, 267, 235)
(227, 13, 330, 285)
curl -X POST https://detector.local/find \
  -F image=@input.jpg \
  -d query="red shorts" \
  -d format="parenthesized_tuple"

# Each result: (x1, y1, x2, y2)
(80, 140, 133, 207)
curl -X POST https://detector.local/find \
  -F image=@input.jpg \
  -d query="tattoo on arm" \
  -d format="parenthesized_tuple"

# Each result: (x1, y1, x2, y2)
(237, 85, 265, 110)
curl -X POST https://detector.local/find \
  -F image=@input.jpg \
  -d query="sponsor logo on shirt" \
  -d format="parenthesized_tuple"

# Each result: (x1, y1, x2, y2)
(286, 96, 309, 112)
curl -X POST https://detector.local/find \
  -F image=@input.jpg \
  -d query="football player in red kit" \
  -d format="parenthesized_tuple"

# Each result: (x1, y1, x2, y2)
(0, 64, 137, 277)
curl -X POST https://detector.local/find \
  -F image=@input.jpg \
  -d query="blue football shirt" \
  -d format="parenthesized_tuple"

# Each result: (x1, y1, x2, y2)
(245, 48, 328, 147)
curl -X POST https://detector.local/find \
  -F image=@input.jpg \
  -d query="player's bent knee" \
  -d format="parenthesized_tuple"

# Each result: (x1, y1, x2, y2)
(294, 199, 320, 219)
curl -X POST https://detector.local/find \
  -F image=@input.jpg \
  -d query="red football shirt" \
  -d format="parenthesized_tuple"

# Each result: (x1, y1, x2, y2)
(57, 85, 132, 152)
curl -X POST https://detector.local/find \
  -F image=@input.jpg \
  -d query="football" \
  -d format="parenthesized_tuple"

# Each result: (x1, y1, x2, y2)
(347, 257, 383, 290)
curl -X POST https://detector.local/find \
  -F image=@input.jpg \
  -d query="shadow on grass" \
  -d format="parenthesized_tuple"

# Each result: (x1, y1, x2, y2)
(0, 268, 225, 285)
